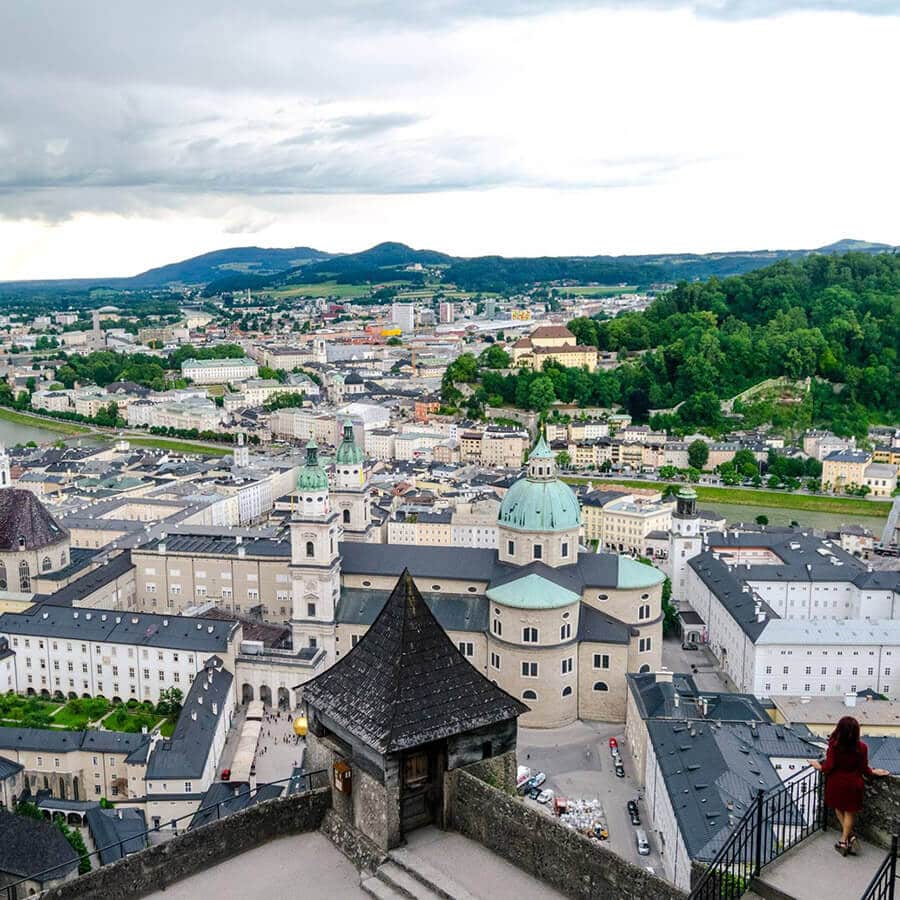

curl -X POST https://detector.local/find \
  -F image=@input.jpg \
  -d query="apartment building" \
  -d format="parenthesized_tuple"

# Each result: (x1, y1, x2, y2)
(180, 357, 258, 384)
(581, 491, 673, 555)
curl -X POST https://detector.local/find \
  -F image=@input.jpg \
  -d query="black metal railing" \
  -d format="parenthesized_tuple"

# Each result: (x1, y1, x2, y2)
(689, 766, 825, 899)
(861, 835, 899, 900)
(2, 769, 329, 900)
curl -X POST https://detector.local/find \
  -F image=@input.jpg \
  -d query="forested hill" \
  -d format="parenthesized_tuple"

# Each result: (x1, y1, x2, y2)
(566, 252, 899, 437)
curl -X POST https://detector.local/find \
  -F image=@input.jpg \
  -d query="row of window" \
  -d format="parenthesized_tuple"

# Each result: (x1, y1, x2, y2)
(764, 665, 889, 676)
(521, 683, 608, 700)
(10, 638, 193, 663)
(764, 683, 890, 695)
(506, 540, 570, 560)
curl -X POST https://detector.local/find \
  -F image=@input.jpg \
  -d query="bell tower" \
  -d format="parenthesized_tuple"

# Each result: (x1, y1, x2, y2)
(289, 440, 341, 659)
(669, 487, 700, 602)
(332, 420, 375, 542)
(0, 444, 10, 488)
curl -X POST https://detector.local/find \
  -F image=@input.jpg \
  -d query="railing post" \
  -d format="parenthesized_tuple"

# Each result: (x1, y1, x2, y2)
(753, 788, 765, 877)
(818, 768, 828, 832)
(889, 834, 898, 900)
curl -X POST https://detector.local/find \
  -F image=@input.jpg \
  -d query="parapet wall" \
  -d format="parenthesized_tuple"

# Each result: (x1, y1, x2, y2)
(852, 775, 900, 849)
(446, 764, 688, 900)
(40, 788, 331, 900)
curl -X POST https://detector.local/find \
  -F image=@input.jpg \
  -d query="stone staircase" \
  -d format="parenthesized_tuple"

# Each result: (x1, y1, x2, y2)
(749, 830, 884, 900)
(362, 847, 478, 900)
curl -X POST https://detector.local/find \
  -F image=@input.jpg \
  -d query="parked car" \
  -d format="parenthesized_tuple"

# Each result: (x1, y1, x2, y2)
(608, 737, 618, 752)
(516, 766, 532, 791)
(593, 823, 609, 840)
(526, 786, 543, 800)
(627, 800, 641, 825)
(636, 829, 651, 856)
(682, 641, 699, 651)
(537, 789, 555, 804)
(520, 772, 546, 795)
(614, 761, 626, 778)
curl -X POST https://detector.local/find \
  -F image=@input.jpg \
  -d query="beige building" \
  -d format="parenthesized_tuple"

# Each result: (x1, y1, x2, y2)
(822, 449, 897, 496)
(511, 324, 598, 372)
(581, 490, 673, 555)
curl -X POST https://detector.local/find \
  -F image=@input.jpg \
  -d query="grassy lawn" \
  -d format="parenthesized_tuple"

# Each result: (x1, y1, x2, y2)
(124, 436, 231, 456)
(102, 707, 164, 734)
(159, 718, 177, 738)
(0, 406, 91, 435)
(0, 693, 62, 726)
(269, 281, 376, 299)
(561, 476, 890, 518)
(563, 284, 638, 297)
(52, 697, 111, 730)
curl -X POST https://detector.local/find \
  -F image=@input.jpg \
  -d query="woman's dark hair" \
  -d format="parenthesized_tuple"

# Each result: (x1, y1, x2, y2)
(830, 716, 861, 751)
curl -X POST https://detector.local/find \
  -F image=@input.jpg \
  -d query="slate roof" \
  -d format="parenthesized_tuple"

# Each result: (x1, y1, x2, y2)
(337, 587, 488, 632)
(304, 570, 527, 754)
(146, 659, 233, 780)
(0, 727, 151, 756)
(0, 754, 23, 779)
(0, 605, 236, 653)
(85, 806, 148, 865)
(862, 736, 900, 775)
(31, 552, 134, 607)
(627, 672, 769, 722)
(189, 781, 284, 830)
(0, 808, 80, 882)
(577, 605, 632, 644)
(0, 489, 68, 551)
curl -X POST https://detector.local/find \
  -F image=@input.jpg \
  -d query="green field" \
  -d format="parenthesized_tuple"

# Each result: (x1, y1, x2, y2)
(561, 476, 890, 518)
(0, 693, 62, 726)
(125, 436, 231, 456)
(562, 284, 638, 297)
(159, 718, 177, 738)
(0, 406, 91, 435)
(52, 697, 111, 730)
(102, 707, 164, 734)
(269, 281, 379, 299)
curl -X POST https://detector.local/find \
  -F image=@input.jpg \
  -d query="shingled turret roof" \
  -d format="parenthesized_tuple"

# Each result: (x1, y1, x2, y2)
(0, 488, 68, 551)
(303, 569, 527, 754)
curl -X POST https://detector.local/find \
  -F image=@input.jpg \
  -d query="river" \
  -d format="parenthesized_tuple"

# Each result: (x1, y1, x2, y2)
(0, 417, 70, 448)
(700, 499, 887, 534)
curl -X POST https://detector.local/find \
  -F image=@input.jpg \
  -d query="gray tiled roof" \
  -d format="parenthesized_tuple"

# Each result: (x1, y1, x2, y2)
(85, 806, 147, 865)
(0, 605, 237, 653)
(0, 727, 150, 756)
(146, 659, 233, 780)
(0, 809, 79, 882)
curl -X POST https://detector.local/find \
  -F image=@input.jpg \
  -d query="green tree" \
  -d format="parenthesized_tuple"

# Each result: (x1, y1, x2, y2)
(556, 450, 571, 469)
(156, 687, 183, 717)
(478, 345, 511, 369)
(687, 440, 709, 470)
(755, 514, 769, 525)
(527, 376, 556, 412)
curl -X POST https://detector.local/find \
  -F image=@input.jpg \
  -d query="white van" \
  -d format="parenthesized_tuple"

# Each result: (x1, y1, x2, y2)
(636, 829, 650, 856)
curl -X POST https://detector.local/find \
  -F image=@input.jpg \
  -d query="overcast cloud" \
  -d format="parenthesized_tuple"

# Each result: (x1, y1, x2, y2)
(1, 1, 899, 278)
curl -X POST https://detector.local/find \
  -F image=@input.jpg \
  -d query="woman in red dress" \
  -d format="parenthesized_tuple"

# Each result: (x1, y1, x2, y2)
(809, 715, 890, 855)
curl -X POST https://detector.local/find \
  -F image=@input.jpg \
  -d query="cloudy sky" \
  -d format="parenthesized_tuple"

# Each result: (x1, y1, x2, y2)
(1, 1, 899, 279)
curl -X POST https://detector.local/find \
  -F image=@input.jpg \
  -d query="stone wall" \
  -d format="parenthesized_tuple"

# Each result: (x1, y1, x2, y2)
(38, 788, 331, 900)
(848, 775, 900, 849)
(447, 766, 688, 900)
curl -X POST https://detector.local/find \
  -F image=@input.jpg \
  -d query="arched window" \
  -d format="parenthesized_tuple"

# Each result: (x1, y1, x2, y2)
(522, 690, 538, 701)
(639, 664, 651, 674)
(562, 686, 573, 697)
(0, 562, 6, 590)
(42, 556, 52, 572)
(593, 681, 609, 692)
(342, 509, 350, 524)
(305, 541, 315, 559)
(19, 560, 31, 592)
(59, 551, 67, 566)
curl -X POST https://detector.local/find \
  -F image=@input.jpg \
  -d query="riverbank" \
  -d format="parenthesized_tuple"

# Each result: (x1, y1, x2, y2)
(125, 436, 231, 456)
(0, 405, 91, 435)
(561, 476, 890, 519)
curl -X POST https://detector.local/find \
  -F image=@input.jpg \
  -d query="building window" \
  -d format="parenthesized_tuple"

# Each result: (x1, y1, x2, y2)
(19, 560, 30, 592)
(560, 623, 571, 640)
(639, 637, 652, 653)
(305, 541, 315, 558)
(458, 642, 474, 657)
(638, 604, 650, 620)
(562, 686, 573, 697)
(594, 653, 609, 669)
(532, 544, 542, 560)
(492, 619, 502, 637)
(507, 540, 515, 556)
(561, 657, 573, 675)
(522, 627, 538, 643)
(521, 661, 538, 678)
(561, 542, 569, 558)
(351, 635, 360, 647)
(593, 681, 609, 692)
(490, 652, 501, 670)
(0, 562, 6, 589)
(522, 690, 537, 701)
(307, 603, 316, 617)
(42, 556, 52, 572)
(343, 509, 350, 524)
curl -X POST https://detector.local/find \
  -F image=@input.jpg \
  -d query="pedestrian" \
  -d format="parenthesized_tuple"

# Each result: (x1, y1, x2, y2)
(808, 715, 890, 856)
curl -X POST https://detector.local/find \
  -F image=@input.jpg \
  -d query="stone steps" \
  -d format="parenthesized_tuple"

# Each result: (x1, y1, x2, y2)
(362, 847, 479, 900)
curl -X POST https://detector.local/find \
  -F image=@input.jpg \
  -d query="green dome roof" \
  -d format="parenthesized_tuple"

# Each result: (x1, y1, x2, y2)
(335, 420, 364, 466)
(297, 440, 329, 492)
(498, 476, 581, 532)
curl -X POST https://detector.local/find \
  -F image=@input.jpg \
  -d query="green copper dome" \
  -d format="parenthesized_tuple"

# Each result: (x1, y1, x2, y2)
(297, 440, 329, 492)
(335, 420, 364, 466)
(499, 437, 580, 533)
(498, 477, 581, 532)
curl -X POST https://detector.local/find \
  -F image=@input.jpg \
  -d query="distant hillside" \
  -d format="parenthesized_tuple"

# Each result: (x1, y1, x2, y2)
(127, 245, 332, 288)
(1, 238, 895, 295)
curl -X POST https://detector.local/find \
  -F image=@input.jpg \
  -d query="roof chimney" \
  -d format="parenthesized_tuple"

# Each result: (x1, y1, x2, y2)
(844, 693, 858, 708)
